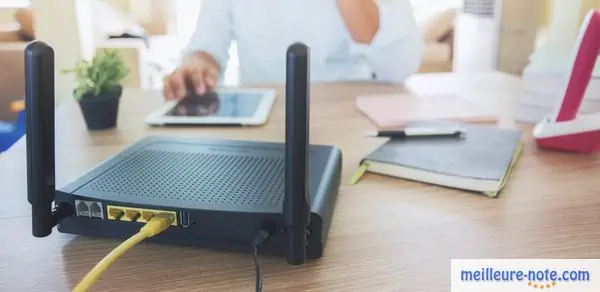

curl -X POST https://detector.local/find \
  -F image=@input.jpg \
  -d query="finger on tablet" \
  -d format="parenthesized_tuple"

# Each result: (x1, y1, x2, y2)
(164, 74, 182, 100)
(205, 67, 219, 89)
(171, 71, 187, 99)
(189, 68, 206, 95)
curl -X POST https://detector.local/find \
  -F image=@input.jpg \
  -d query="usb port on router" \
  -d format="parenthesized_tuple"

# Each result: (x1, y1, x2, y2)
(180, 211, 190, 228)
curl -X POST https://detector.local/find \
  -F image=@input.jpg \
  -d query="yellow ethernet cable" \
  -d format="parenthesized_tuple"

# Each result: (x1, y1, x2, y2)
(73, 213, 175, 292)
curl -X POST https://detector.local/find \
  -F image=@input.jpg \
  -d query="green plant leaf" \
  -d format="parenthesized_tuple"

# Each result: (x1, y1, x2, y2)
(61, 49, 130, 100)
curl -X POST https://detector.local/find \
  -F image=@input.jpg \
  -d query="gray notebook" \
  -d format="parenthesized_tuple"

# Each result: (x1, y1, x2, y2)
(357, 123, 523, 197)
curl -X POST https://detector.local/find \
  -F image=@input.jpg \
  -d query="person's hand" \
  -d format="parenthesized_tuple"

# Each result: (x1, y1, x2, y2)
(163, 52, 220, 100)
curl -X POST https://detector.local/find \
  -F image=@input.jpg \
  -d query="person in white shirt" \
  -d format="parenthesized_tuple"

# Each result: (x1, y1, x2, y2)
(163, 0, 423, 100)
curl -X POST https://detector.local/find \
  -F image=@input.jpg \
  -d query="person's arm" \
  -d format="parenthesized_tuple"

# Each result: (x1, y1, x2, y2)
(182, 0, 233, 76)
(336, 0, 423, 83)
(336, 0, 380, 44)
(164, 0, 233, 99)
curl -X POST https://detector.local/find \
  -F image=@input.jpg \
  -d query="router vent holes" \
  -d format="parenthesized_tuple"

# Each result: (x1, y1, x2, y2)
(84, 150, 285, 207)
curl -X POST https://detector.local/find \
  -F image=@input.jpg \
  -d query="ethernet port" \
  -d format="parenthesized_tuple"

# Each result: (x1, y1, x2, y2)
(141, 211, 157, 222)
(75, 200, 90, 217)
(125, 210, 141, 222)
(108, 207, 125, 220)
(89, 202, 104, 219)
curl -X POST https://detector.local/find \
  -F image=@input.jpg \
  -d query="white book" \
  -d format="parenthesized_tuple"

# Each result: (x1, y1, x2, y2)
(522, 68, 600, 101)
(516, 101, 600, 124)
(518, 90, 600, 108)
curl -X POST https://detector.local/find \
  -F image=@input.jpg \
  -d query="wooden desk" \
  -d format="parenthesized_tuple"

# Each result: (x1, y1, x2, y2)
(1, 72, 600, 291)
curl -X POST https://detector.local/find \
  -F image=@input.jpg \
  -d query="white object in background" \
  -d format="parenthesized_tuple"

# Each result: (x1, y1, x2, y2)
(521, 66, 600, 103)
(526, 0, 600, 77)
(31, 0, 96, 105)
(452, 0, 502, 72)
(516, 94, 600, 124)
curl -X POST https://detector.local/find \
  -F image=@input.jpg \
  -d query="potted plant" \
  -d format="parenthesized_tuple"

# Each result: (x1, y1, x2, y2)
(63, 49, 129, 130)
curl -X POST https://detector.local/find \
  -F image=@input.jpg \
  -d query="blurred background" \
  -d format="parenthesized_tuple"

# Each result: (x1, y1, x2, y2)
(0, 0, 596, 120)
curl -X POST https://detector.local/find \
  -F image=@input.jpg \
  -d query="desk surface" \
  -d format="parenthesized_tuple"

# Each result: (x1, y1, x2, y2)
(2, 72, 600, 291)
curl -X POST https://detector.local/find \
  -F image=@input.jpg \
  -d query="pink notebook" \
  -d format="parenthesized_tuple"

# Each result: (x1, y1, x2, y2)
(356, 94, 497, 129)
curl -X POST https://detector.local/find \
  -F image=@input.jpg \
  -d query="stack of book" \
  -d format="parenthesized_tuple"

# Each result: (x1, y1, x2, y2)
(517, 67, 600, 123)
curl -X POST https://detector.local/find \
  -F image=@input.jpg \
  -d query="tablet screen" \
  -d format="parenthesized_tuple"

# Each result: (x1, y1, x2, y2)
(166, 91, 264, 117)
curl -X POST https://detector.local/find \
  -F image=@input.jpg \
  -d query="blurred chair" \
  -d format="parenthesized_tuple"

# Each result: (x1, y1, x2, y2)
(0, 0, 158, 107)
(0, 100, 25, 153)
(0, 21, 25, 122)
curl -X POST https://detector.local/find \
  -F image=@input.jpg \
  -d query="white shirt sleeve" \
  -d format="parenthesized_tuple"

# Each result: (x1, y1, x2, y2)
(182, 0, 233, 73)
(349, 0, 424, 84)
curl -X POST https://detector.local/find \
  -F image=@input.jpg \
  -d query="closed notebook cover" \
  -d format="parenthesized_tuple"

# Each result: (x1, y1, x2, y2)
(362, 123, 522, 188)
(356, 94, 497, 129)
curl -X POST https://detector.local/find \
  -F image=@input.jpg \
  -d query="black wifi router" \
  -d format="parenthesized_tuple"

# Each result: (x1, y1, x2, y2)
(25, 40, 343, 264)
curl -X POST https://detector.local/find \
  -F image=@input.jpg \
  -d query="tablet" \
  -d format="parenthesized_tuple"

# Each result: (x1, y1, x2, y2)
(145, 88, 276, 126)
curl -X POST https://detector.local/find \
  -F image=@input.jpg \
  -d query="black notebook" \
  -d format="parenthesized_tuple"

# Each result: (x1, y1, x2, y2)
(352, 122, 523, 197)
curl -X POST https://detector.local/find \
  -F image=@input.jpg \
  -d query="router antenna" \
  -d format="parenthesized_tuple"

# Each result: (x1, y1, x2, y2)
(284, 43, 310, 265)
(25, 41, 70, 237)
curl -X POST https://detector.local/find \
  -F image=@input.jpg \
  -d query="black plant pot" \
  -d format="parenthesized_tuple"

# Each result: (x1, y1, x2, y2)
(77, 86, 122, 131)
